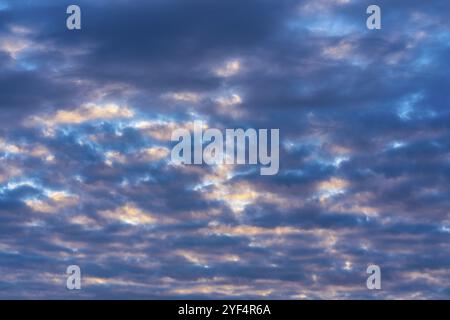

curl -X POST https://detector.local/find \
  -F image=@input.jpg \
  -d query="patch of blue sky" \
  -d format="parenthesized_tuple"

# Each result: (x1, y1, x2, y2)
(0, 1, 9, 11)
(297, 16, 358, 37)
(19, 61, 38, 71)
(396, 92, 424, 121)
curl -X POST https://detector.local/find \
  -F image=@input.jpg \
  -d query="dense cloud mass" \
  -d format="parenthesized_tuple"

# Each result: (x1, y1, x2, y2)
(0, 0, 449, 299)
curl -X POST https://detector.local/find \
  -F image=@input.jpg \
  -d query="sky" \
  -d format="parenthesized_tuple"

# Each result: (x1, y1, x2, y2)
(0, 0, 449, 299)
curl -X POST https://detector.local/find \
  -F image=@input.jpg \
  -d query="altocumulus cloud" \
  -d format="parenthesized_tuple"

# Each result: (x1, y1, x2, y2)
(0, 0, 449, 299)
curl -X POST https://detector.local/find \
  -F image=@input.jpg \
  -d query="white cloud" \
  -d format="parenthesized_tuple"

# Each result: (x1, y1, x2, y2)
(214, 59, 241, 77)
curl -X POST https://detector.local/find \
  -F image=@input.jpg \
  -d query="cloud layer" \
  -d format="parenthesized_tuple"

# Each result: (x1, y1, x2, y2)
(0, 0, 449, 299)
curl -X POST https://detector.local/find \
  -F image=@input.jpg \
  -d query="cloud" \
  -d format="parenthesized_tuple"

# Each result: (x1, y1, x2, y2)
(99, 203, 160, 226)
(0, 0, 449, 299)
(27, 103, 134, 127)
(214, 59, 242, 77)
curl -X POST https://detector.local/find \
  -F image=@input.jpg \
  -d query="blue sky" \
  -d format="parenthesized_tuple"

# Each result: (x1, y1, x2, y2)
(0, 0, 449, 299)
